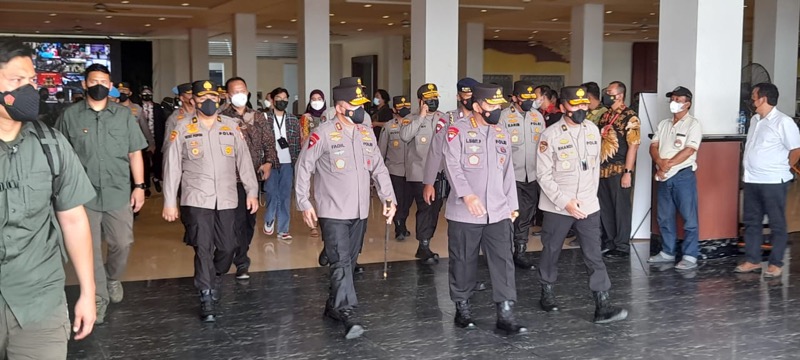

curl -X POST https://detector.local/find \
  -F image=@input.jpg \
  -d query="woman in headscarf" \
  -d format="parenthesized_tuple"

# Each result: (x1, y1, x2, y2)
(300, 89, 326, 143)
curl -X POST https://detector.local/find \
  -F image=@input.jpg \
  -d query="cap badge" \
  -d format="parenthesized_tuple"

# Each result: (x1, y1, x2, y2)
(576, 88, 585, 97)
(203, 81, 212, 90)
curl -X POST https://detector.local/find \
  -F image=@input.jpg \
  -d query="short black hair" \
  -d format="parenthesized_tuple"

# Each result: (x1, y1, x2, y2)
(225, 77, 247, 91)
(609, 81, 627, 101)
(0, 40, 34, 68)
(545, 89, 558, 102)
(84, 63, 110, 79)
(270, 87, 289, 99)
(375, 89, 390, 103)
(581, 82, 601, 100)
(753, 82, 779, 106)
(534, 85, 552, 94)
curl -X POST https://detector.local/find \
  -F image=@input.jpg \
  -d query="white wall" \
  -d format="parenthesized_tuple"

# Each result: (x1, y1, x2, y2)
(209, 56, 296, 100)
(602, 41, 633, 91)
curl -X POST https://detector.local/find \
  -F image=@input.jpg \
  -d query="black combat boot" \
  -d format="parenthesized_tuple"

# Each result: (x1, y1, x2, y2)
(454, 300, 477, 329)
(318, 247, 329, 266)
(592, 291, 628, 324)
(495, 301, 528, 335)
(340, 308, 365, 340)
(199, 290, 216, 323)
(415, 239, 439, 264)
(540, 284, 559, 312)
(353, 264, 365, 274)
(323, 298, 341, 321)
(513, 243, 536, 270)
(395, 220, 407, 241)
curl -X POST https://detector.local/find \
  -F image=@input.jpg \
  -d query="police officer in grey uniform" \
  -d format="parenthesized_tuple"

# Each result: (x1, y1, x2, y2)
(163, 83, 194, 150)
(321, 77, 372, 127)
(162, 80, 259, 323)
(400, 83, 446, 263)
(295, 84, 396, 340)
(379, 95, 413, 239)
(536, 86, 628, 324)
(499, 81, 546, 270)
(444, 83, 527, 334)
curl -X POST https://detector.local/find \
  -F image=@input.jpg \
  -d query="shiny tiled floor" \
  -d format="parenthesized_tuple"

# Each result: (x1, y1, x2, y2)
(66, 180, 800, 284)
(68, 235, 799, 359)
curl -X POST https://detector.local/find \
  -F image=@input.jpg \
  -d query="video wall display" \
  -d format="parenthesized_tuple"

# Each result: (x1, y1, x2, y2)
(25, 41, 112, 102)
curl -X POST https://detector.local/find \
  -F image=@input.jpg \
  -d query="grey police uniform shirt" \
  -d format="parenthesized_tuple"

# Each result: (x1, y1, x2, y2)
(536, 117, 601, 217)
(321, 107, 372, 127)
(422, 110, 469, 185)
(444, 119, 519, 225)
(127, 102, 155, 150)
(378, 117, 407, 177)
(295, 118, 396, 220)
(163, 114, 259, 210)
(400, 110, 446, 182)
(163, 108, 195, 150)
(499, 105, 545, 183)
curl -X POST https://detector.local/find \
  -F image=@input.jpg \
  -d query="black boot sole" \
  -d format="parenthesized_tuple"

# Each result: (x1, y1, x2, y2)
(495, 323, 529, 335)
(345, 324, 365, 339)
(454, 319, 477, 330)
(475, 282, 487, 291)
(594, 309, 629, 324)
(201, 314, 216, 323)
(540, 302, 559, 312)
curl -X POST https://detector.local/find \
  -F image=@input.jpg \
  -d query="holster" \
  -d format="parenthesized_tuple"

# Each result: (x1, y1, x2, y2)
(434, 171, 451, 201)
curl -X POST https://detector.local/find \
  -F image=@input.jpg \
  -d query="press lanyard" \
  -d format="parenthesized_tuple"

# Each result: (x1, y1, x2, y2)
(275, 113, 286, 133)
(601, 109, 623, 137)
(566, 124, 589, 171)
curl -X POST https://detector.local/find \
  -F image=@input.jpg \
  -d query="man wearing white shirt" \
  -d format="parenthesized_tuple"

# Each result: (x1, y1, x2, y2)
(735, 83, 800, 278)
(647, 87, 702, 270)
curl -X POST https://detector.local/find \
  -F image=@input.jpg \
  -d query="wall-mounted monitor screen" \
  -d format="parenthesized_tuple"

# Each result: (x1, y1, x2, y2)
(24, 41, 114, 103)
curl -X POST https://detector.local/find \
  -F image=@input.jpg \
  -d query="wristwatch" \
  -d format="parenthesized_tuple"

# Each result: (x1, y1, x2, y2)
(623, 169, 634, 174)
(133, 183, 147, 190)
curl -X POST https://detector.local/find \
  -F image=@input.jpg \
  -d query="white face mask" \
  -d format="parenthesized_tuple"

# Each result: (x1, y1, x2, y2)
(310, 100, 325, 111)
(669, 101, 685, 114)
(231, 93, 248, 108)
(532, 98, 543, 110)
(263, 99, 272, 108)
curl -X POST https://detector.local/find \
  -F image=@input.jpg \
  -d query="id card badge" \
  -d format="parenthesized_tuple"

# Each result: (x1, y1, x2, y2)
(278, 137, 289, 149)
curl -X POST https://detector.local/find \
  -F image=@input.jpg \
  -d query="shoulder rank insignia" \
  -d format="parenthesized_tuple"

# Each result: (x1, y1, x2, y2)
(470, 117, 478, 128)
(447, 127, 459, 142)
(448, 112, 454, 125)
(561, 124, 568, 132)
(308, 133, 320, 149)
(335, 122, 343, 131)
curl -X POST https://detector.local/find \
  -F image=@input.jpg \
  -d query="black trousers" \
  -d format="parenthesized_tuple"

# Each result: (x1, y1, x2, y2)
(408, 181, 443, 241)
(233, 183, 257, 270)
(513, 181, 540, 245)
(319, 218, 366, 311)
(142, 151, 152, 188)
(538, 211, 611, 292)
(447, 219, 516, 303)
(598, 174, 632, 253)
(181, 206, 237, 292)
(151, 149, 163, 181)
(391, 174, 413, 235)
(743, 182, 790, 267)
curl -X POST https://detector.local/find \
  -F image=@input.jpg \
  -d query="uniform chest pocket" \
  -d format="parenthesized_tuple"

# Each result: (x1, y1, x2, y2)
(363, 150, 375, 169)
(23, 172, 53, 218)
(329, 153, 350, 173)
(219, 136, 235, 157)
(463, 144, 485, 169)
(185, 139, 204, 160)
(555, 150, 578, 172)
(510, 129, 523, 145)
(108, 128, 129, 156)
(66, 127, 90, 153)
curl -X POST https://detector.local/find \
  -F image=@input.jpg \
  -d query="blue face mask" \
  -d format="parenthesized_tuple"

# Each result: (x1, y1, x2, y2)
(373, 97, 381, 106)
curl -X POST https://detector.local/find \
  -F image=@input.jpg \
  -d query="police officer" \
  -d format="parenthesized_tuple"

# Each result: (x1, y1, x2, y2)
(379, 95, 413, 240)
(0, 39, 96, 358)
(118, 82, 156, 196)
(498, 81, 545, 270)
(536, 86, 628, 324)
(162, 80, 259, 323)
(444, 83, 526, 334)
(321, 77, 372, 127)
(163, 83, 194, 150)
(400, 83, 446, 263)
(295, 84, 396, 339)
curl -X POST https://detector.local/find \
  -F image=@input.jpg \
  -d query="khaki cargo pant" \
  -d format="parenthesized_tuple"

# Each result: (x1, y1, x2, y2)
(86, 206, 135, 302)
(0, 299, 70, 360)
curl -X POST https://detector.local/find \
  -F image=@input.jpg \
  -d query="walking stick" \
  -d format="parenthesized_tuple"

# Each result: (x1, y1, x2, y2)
(384, 199, 392, 280)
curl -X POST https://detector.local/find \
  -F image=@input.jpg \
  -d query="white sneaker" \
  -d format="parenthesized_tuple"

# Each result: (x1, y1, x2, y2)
(278, 233, 293, 241)
(263, 221, 275, 236)
(675, 257, 698, 270)
(647, 252, 675, 264)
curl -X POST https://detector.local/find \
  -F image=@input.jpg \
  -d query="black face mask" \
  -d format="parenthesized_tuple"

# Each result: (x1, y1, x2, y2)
(118, 93, 129, 103)
(398, 107, 411, 118)
(424, 99, 439, 112)
(274, 100, 289, 111)
(482, 106, 502, 125)
(142, 95, 153, 102)
(520, 100, 534, 112)
(460, 97, 474, 111)
(87, 84, 109, 101)
(601, 93, 616, 108)
(197, 98, 218, 116)
(347, 106, 366, 124)
(0, 84, 40, 122)
(569, 109, 588, 124)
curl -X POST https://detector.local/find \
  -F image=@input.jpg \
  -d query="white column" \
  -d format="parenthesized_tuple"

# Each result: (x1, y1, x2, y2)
(570, 4, 604, 85)
(658, 0, 744, 135)
(411, 0, 459, 111)
(384, 35, 404, 98)
(298, 0, 330, 111)
(753, 0, 800, 115)
(189, 28, 209, 82)
(152, 39, 190, 100)
(330, 44, 343, 98)
(459, 22, 484, 80)
(232, 13, 258, 107)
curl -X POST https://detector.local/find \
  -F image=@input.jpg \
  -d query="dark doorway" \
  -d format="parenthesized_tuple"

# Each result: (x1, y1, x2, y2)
(351, 55, 378, 110)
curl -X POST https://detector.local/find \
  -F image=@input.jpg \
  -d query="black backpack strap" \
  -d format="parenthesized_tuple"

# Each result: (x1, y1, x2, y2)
(30, 120, 62, 199)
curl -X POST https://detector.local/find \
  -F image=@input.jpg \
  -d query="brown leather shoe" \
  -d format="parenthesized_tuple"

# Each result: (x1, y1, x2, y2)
(764, 265, 782, 278)
(734, 262, 762, 273)
(310, 227, 320, 238)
